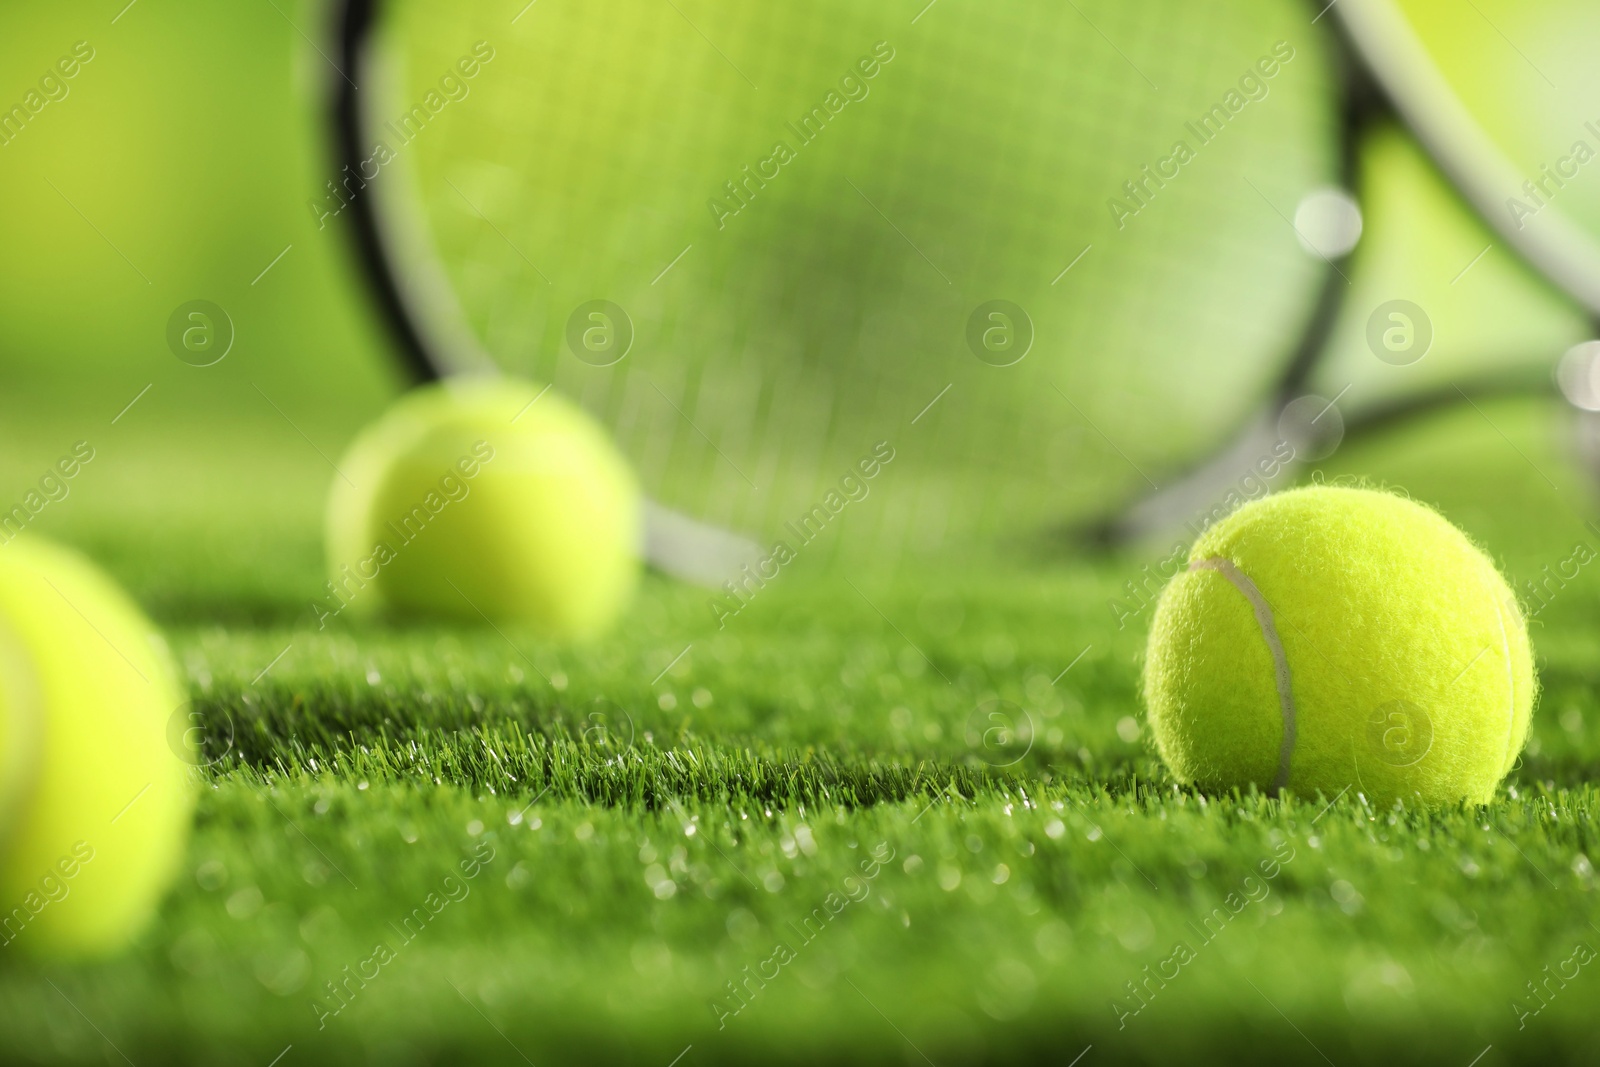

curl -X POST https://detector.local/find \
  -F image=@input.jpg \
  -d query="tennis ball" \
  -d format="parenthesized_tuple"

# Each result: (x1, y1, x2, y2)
(0, 538, 194, 958)
(1144, 485, 1534, 807)
(326, 379, 640, 639)
(0, 618, 41, 855)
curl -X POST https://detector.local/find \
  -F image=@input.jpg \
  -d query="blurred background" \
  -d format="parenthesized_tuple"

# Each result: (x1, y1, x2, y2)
(4, 2, 1600, 1061)
(0, 0, 394, 622)
(4, 0, 1598, 618)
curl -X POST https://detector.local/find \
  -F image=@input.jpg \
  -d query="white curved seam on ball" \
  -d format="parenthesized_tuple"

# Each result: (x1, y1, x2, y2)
(1190, 556, 1296, 792)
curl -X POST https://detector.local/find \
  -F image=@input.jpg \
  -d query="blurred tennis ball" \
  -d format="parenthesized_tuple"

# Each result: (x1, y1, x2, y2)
(326, 379, 640, 639)
(0, 538, 194, 958)
(1144, 485, 1534, 806)
(0, 619, 40, 879)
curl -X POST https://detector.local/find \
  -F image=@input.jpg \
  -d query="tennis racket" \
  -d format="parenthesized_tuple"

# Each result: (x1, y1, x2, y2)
(1105, 0, 1600, 544)
(325, 0, 1347, 564)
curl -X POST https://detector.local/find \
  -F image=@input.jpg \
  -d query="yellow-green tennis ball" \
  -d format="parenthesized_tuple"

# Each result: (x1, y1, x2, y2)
(1144, 486, 1535, 807)
(327, 379, 641, 639)
(0, 538, 194, 958)
(0, 618, 41, 854)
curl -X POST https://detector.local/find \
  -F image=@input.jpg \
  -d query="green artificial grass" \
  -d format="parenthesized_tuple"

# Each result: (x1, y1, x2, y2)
(5, 2, 1596, 1062)
(5, 364, 1600, 1067)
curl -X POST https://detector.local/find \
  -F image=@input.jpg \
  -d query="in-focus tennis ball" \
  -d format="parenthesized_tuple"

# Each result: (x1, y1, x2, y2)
(0, 538, 194, 958)
(326, 379, 640, 639)
(1144, 485, 1534, 806)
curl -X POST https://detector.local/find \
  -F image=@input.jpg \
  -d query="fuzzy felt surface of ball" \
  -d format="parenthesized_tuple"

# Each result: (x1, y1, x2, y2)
(326, 380, 641, 640)
(1143, 485, 1534, 806)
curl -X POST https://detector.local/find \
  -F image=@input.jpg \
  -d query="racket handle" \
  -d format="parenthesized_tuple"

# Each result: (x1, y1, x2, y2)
(641, 500, 764, 588)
